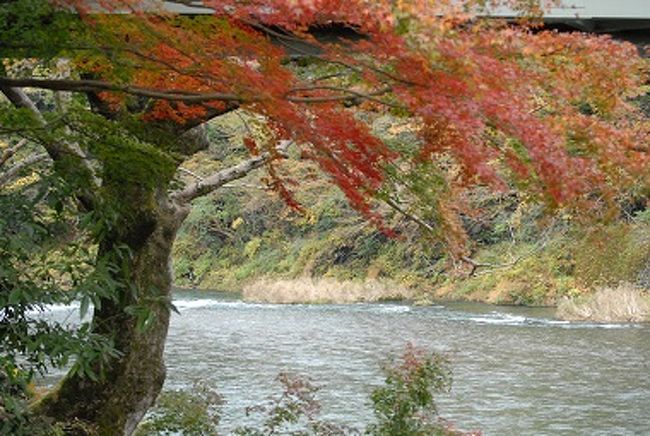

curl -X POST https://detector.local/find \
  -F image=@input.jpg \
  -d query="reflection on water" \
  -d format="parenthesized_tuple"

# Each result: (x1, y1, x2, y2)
(40, 290, 650, 435)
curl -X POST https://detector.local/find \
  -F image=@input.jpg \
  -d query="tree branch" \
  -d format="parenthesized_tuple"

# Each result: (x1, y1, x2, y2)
(177, 166, 204, 181)
(287, 85, 399, 108)
(172, 140, 292, 204)
(0, 77, 245, 104)
(0, 86, 46, 124)
(0, 86, 99, 209)
(0, 138, 28, 168)
(384, 196, 437, 235)
(0, 77, 398, 107)
(0, 152, 49, 187)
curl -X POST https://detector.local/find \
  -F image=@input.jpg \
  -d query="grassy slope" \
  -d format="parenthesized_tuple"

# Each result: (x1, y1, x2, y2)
(172, 174, 649, 307)
(172, 113, 649, 308)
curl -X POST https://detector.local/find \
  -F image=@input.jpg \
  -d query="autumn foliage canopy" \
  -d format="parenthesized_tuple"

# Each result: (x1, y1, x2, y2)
(3, 0, 648, 251)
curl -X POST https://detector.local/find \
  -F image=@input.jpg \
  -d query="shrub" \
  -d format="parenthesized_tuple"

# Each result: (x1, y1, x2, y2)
(233, 372, 352, 436)
(1, 175, 121, 434)
(367, 344, 463, 436)
(134, 384, 223, 436)
(137, 345, 477, 435)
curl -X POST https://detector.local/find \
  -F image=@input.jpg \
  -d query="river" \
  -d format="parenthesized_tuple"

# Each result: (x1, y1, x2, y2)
(43, 290, 650, 435)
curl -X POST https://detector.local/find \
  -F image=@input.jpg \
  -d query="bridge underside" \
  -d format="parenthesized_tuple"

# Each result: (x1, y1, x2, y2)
(161, 2, 650, 49)
(546, 18, 650, 33)
(542, 21, 650, 50)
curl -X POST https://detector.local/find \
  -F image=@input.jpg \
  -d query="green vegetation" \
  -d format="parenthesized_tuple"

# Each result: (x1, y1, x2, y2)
(367, 344, 458, 436)
(173, 136, 649, 310)
(134, 384, 222, 436)
(137, 345, 466, 436)
(0, 171, 120, 435)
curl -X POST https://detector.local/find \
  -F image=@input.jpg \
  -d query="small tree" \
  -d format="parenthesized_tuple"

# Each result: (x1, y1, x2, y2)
(368, 344, 457, 436)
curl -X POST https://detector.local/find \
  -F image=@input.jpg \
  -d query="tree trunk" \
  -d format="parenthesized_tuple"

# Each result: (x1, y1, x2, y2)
(37, 196, 189, 435)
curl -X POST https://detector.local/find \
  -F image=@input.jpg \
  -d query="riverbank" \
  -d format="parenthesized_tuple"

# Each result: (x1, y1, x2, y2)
(241, 277, 414, 304)
(171, 113, 649, 320)
(173, 204, 649, 320)
(237, 278, 650, 322)
(170, 109, 649, 323)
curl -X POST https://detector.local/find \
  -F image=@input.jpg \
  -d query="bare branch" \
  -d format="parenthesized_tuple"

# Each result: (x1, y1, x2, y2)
(0, 77, 245, 104)
(0, 139, 28, 168)
(177, 167, 204, 181)
(0, 77, 398, 107)
(1, 86, 100, 209)
(0, 86, 46, 124)
(287, 85, 400, 108)
(460, 219, 559, 276)
(172, 140, 292, 204)
(221, 182, 267, 190)
(0, 152, 49, 187)
(242, 19, 423, 87)
(384, 196, 437, 234)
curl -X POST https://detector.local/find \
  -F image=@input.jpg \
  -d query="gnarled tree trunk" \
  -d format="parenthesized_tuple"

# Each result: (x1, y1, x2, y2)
(32, 124, 277, 434)
(37, 196, 189, 435)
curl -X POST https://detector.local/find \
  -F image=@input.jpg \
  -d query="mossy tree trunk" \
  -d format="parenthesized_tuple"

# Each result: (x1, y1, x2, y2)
(37, 194, 189, 435)
(31, 121, 275, 434)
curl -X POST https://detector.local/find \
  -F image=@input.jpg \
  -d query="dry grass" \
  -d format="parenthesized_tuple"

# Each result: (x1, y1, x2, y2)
(556, 283, 650, 322)
(242, 277, 413, 304)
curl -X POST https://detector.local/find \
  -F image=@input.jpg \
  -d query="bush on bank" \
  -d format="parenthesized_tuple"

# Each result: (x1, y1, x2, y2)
(136, 345, 476, 436)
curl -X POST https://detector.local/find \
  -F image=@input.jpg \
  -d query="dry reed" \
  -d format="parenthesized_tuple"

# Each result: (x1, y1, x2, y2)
(242, 277, 413, 304)
(556, 283, 650, 322)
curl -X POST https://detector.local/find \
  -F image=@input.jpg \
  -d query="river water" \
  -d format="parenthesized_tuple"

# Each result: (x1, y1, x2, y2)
(165, 290, 650, 435)
(43, 290, 650, 435)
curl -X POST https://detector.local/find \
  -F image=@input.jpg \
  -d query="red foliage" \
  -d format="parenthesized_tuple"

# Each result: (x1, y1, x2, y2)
(53, 0, 649, 251)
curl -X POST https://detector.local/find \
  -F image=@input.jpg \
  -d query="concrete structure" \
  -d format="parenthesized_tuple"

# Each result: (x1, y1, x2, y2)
(160, 0, 650, 51)
(490, 0, 650, 32)
(162, 1, 650, 32)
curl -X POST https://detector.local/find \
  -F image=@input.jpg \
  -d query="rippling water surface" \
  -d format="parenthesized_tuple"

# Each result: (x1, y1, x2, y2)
(165, 291, 650, 435)
(43, 290, 650, 435)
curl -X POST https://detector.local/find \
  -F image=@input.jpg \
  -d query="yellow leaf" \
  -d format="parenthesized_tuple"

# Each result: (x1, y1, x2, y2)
(231, 217, 244, 229)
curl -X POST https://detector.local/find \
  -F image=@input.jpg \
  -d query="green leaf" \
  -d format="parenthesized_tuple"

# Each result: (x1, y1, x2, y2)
(8, 289, 22, 305)
(79, 295, 90, 319)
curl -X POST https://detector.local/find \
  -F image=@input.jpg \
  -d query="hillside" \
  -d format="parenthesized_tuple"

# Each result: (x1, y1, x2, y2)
(171, 112, 650, 319)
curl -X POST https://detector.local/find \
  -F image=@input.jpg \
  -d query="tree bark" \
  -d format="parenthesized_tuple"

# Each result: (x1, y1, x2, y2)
(32, 136, 277, 434)
(36, 195, 189, 435)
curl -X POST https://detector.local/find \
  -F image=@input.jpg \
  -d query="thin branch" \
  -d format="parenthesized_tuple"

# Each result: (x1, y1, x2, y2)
(0, 86, 46, 124)
(0, 76, 398, 107)
(0, 152, 49, 187)
(0, 86, 99, 209)
(177, 167, 204, 181)
(286, 85, 399, 108)
(458, 256, 506, 277)
(0, 138, 28, 168)
(461, 219, 559, 276)
(384, 196, 437, 234)
(244, 20, 423, 87)
(221, 182, 267, 190)
(172, 140, 292, 203)
(0, 77, 245, 104)
(385, 193, 560, 277)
